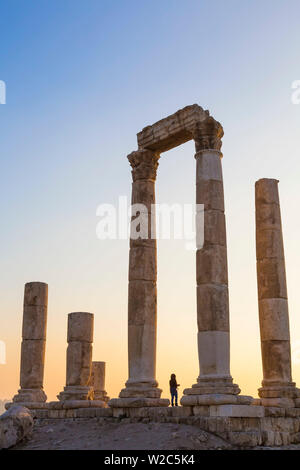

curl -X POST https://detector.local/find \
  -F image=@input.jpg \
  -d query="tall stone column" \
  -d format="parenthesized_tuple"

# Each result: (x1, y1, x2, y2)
(13, 282, 48, 404)
(256, 178, 300, 407)
(91, 361, 109, 402)
(58, 312, 94, 401)
(182, 117, 242, 406)
(110, 149, 169, 407)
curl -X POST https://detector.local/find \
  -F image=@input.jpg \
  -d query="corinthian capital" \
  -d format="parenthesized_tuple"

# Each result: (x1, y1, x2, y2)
(127, 149, 160, 181)
(192, 117, 224, 153)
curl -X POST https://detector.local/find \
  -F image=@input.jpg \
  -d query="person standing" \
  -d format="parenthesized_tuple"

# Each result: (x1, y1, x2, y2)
(169, 373, 180, 406)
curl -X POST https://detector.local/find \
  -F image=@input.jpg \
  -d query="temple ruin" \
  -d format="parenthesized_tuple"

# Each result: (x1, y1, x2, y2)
(5, 105, 300, 447)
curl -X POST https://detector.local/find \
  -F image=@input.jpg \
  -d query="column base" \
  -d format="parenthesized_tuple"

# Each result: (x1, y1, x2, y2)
(110, 379, 170, 407)
(57, 385, 93, 401)
(13, 388, 47, 403)
(258, 381, 300, 407)
(181, 376, 242, 406)
(94, 390, 110, 403)
(119, 387, 162, 399)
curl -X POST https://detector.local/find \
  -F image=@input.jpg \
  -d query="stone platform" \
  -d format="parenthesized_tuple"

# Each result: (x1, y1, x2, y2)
(7, 403, 300, 448)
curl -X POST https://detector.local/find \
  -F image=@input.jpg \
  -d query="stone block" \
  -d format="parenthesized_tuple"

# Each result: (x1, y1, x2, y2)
(258, 299, 290, 341)
(260, 397, 295, 408)
(291, 432, 300, 444)
(256, 228, 284, 261)
(257, 258, 287, 300)
(22, 306, 47, 340)
(66, 341, 93, 387)
(24, 282, 48, 307)
(137, 104, 208, 153)
(48, 401, 64, 410)
(260, 341, 292, 383)
(128, 280, 156, 326)
(197, 331, 231, 377)
(109, 397, 169, 408)
(272, 417, 294, 432)
(131, 180, 155, 209)
(0, 406, 33, 449)
(20, 340, 46, 389)
(203, 211, 226, 246)
(197, 285, 229, 331)
(264, 407, 286, 417)
(196, 179, 224, 211)
(129, 211, 156, 249)
(67, 312, 94, 343)
(227, 431, 261, 447)
(62, 400, 91, 409)
(256, 203, 281, 231)
(129, 247, 156, 281)
(236, 395, 253, 405)
(76, 408, 96, 418)
(196, 245, 228, 285)
(170, 406, 192, 417)
(94, 408, 113, 417)
(34, 410, 49, 419)
(209, 405, 265, 418)
(196, 150, 223, 182)
(255, 178, 280, 206)
(261, 430, 275, 446)
(286, 408, 300, 418)
(192, 406, 210, 416)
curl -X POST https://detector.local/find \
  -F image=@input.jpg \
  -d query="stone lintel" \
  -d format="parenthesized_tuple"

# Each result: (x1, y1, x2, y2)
(137, 104, 209, 153)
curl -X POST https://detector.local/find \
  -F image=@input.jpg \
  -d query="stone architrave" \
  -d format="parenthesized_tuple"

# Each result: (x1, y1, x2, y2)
(91, 361, 110, 402)
(255, 178, 300, 407)
(13, 282, 48, 404)
(58, 312, 95, 402)
(181, 117, 243, 406)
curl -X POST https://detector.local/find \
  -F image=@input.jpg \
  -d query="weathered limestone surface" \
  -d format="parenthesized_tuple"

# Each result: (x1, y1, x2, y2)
(255, 179, 300, 407)
(13, 282, 48, 404)
(112, 148, 169, 407)
(58, 312, 96, 402)
(0, 406, 33, 449)
(30, 407, 300, 448)
(91, 361, 110, 402)
(137, 104, 209, 153)
(182, 117, 241, 406)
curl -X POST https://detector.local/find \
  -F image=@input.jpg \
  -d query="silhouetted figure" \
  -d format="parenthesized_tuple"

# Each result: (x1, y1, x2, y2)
(169, 373, 180, 406)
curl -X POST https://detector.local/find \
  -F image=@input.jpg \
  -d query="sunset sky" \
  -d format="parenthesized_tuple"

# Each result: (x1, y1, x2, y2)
(1, 0, 300, 402)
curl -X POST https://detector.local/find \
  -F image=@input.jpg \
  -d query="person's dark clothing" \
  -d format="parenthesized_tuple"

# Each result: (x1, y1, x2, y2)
(169, 378, 178, 406)
(170, 387, 178, 406)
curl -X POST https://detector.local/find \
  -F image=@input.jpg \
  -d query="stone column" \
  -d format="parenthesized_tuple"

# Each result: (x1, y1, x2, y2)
(91, 361, 109, 402)
(58, 312, 94, 401)
(256, 178, 300, 407)
(110, 149, 169, 407)
(182, 117, 242, 406)
(13, 282, 48, 404)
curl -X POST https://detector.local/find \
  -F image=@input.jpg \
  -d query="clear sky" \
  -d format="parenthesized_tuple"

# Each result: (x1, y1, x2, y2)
(1, 0, 300, 402)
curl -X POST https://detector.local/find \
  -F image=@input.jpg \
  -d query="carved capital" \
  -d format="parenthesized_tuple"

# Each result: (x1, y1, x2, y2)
(192, 117, 224, 153)
(128, 149, 160, 181)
